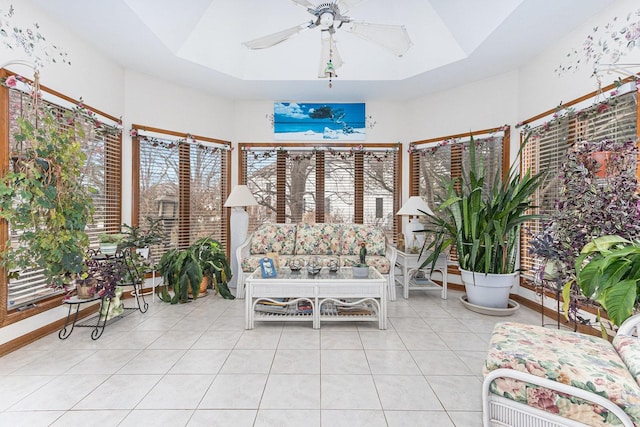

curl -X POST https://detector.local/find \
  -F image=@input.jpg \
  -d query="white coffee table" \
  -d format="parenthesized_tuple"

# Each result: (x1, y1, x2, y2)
(245, 267, 387, 329)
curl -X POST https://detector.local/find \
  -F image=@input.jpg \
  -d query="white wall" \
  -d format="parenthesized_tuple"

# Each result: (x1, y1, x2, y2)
(518, 0, 640, 121)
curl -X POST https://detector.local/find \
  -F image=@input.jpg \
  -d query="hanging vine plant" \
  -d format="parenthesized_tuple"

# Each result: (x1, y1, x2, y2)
(0, 87, 95, 289)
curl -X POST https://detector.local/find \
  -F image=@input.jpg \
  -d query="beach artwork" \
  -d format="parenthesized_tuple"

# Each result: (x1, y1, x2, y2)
(274, 102, 366, 141)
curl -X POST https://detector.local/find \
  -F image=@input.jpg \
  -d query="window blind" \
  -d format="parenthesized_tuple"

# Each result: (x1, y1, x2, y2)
(409, 129, 507, 261)
(520, 87, 639, 279)
(241, 144, 400, 242)
(4, 81, 122, 311)
(134, 127, 231, 264)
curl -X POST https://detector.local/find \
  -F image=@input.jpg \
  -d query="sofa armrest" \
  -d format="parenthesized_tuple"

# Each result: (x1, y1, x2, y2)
(617, 313, 640, 336)
(234, 235, 253, 299)
(483, 368, 634, 427)
(385, 243, 397, 300)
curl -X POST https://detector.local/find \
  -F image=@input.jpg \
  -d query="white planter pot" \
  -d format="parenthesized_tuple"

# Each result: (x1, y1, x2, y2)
(100, 242, 118, 255)
(352, 266, 369, 278)
(459, 269, 518, 309)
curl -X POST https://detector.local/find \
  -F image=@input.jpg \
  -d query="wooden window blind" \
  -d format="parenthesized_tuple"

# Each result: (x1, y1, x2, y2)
(1, 72, 122, 313)
(520, 85, 639, 280)
(240, 143, 401, 241)
(409, 128, 509, 262)
(133, 126, 231, 263)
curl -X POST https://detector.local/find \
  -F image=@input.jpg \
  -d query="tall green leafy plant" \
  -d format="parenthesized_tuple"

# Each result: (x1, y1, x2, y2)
(570, 235, 640, 327)
(420, 135, 545, 274)
(0, 106, 95, 288)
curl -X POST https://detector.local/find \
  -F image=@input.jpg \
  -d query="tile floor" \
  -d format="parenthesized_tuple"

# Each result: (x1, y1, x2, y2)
(0, 288, 541, 426)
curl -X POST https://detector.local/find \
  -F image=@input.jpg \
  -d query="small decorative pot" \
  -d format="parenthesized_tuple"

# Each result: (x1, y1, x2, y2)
(76, 278, 97, 299)
(352, 266, 369, 278)
(100, 243, 118, 255)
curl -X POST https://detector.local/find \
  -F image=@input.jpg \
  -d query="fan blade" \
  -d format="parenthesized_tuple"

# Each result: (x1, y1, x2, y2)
(348, 22, 412, 56)
(243, 22, 311, 49)
(290, 0, 316, 9)
(336, 0, 367, 14)
(318, 31, 343, 78)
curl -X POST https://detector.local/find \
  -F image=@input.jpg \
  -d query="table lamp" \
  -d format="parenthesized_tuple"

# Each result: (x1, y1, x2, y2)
(224, 185, 258, 291)
(396, 196, 433, 251)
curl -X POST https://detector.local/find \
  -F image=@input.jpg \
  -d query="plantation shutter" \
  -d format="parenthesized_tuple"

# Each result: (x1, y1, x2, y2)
(241, 144, 400, 241)
(4, 82, 121, 310)
(520, 86, 639, 279)
(134, 127, 230, 264)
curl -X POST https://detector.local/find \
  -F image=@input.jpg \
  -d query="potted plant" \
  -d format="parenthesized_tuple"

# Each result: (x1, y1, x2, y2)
(420, 135, 545, 309)
(0, 104, 95, 289)
(157, 237, 234, 304)
(569, 235, 640, 328)
(120, 217, 165, 254)
(352, 242, 369, 277)
(98, 233, 123, 255)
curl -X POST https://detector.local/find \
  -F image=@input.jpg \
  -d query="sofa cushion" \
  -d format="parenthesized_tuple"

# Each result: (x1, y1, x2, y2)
(295, 223, 342, 255)
(241, 254, 295, 273)
(614, 334, 640, 387)
(340, 224, 386, 256)
(250, 223, 297, 255)
(484, 322, 640, 426)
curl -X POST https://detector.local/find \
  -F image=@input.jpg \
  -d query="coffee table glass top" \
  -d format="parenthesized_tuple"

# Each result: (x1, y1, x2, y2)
(248, 267, 382, 281)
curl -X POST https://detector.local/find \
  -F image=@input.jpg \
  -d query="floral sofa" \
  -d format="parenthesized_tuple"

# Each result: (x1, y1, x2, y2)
(235, 222, 397, 300)
(483, 314, 640, 427)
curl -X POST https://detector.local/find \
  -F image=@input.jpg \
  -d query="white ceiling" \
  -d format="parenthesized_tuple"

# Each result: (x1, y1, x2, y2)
(31, 0, 614, 102)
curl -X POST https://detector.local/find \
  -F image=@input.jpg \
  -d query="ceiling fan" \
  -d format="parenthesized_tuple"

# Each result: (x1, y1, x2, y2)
(243, 0, 412, 78)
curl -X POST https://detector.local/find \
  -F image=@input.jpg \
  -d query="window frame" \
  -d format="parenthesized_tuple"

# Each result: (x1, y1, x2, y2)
(0, 68, 122, 326)
(131, 124, 232, 258)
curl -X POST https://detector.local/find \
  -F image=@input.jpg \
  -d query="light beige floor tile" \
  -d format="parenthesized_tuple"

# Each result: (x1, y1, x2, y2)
(192, 330, 242, 349)
(278, 329, 320, 349)
(321, 375, 381, 410)
(321, 409, 387, 427)
(235, 330, 282, 349)
(358, 330, 406, 350)
(220, 349, 275, 374)
(9, 374, 108, 411)
(426, 375, 483, 411)
(411, 350, 473, 375)
(320, 331, 363, 349)
(0, 375, 54, 411)
(260, 374, 320, 409)
(199, 374, 267, 409)
(67, 349, 141, 374)
(147, 329, 204, 349)
(373, 375, 443, 411)
(396, 329, 449, 350)
(170, 349, 231, 374)
(0, 410, 65, 427)
(321, 349, 370, 374)
(385, 410, 456, 427)
(74, 374, 162, 409)
(271, 349, 320, 374)
(255, 409, 320, 427)
(448, 410, 483, 426)
(50, 409, 129, 426)
(137, 374, 215, 409)
(187, 409, 256, 427)
(365, 350, 421, 375)
(116, 348, 186, 374)
(119, 409, 194, 426)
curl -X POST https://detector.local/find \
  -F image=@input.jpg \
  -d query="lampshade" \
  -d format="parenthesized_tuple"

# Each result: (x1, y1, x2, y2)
(224, 185, 258, 208)
(396, 196, 433, 217)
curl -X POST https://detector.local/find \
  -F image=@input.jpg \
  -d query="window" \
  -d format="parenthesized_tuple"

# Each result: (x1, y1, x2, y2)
(240, 143, 401, 240)
(520, 83, 639, 280)
(0, 69, 122, 319)
(408, 128, 509, 261)
(132, 126, 231, 263)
